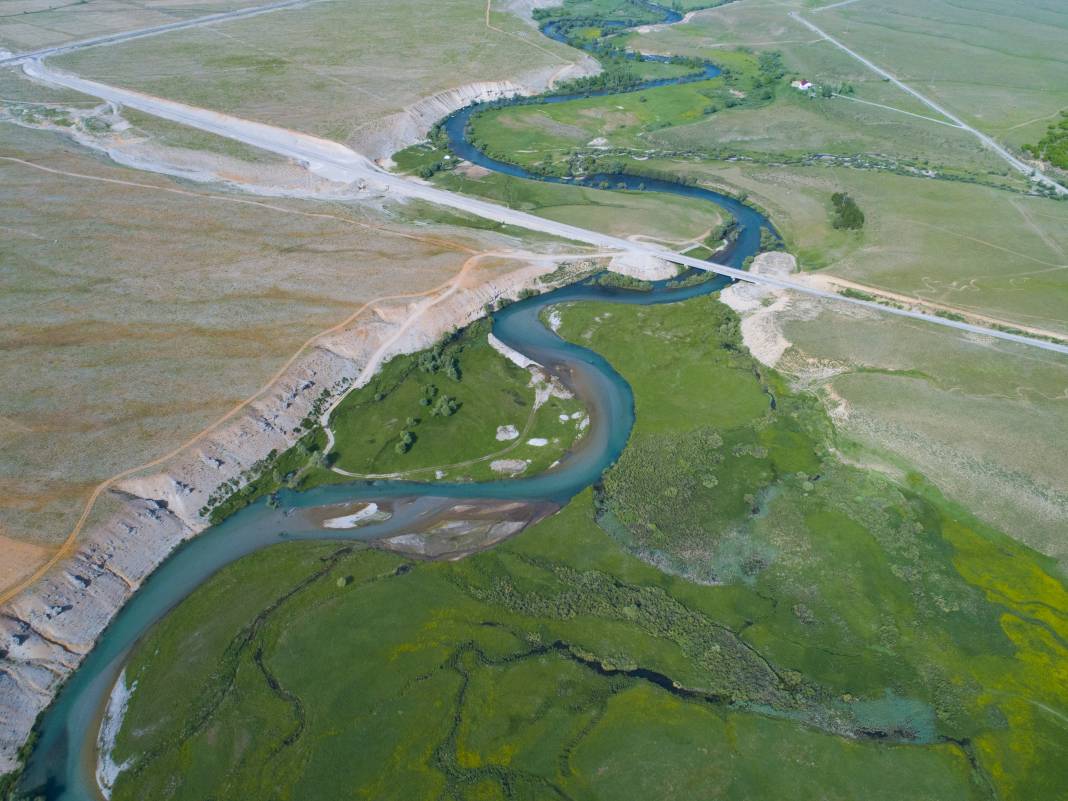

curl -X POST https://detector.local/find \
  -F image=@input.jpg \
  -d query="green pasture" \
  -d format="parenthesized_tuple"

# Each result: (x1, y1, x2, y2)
(326, 321, 586, 480)
(108, 296, 1068, 801)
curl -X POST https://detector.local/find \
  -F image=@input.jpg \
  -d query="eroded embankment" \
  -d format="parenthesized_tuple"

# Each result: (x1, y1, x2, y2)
(0, 251, 590, 777)
(355, 62, 598, 161)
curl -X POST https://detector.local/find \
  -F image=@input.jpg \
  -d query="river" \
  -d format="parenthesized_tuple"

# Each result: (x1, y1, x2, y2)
(16, 4, 775, 798)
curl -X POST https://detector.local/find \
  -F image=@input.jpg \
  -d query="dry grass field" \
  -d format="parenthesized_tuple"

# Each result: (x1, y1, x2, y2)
(810, 0, 1068, 150)
(3, 0, 1066, 594)
(0, 121, 550, 590)
(777, 298, 1068, 567)
(52, 0, 591, 157)
(0, 0, 598, 596)
(0, 0, 263, 52)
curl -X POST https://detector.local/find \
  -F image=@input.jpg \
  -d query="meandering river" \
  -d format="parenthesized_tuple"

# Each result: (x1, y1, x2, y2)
(18, 5, 776, 798)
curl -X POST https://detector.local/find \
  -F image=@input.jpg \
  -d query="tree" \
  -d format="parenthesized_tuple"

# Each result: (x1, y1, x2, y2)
(395, 430, 415, 454)
(757, 51, 785, 83)
(431, 395, 459, 417)
(759, 227, 783, 252)
(445, 357, 462, 381)
(418, 348, 443, 373)
(831, 192, 865, 230)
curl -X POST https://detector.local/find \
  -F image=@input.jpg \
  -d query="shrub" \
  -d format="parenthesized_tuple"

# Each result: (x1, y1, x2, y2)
(395, 430, 415, 454)
(431, 395, 459, 417)
(831, 192, 865, 230)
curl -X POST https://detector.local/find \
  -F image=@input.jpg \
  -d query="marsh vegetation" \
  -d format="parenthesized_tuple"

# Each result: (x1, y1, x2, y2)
(105, 296, 1068, 801)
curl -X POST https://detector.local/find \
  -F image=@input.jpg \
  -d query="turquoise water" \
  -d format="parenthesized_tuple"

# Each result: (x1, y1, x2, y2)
(18, 272, 755, 801)
(17, 4, 776, 798)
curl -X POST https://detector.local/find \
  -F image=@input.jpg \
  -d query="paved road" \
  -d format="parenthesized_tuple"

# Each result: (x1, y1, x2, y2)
(23, 60, 1068, 357)
(0, 0, 328, 68)
(790, 12, 1068, 197)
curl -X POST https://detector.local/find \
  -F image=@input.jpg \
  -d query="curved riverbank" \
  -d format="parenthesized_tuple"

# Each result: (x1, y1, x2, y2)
(14, 3, 778, 799)
(17, 267, 754, 801)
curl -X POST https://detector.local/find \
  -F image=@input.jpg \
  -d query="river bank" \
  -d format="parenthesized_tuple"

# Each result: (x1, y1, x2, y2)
(45, 286, 1068, 801)
(0, 250, 597, 780)
(1, 1, 753, 786)
(13, 253, 748, 799)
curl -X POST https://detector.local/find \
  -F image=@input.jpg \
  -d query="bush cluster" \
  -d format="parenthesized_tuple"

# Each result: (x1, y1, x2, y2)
(831, 191, 865, 230)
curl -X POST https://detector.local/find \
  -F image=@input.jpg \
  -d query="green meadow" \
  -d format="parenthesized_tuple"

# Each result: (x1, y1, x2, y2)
(109, 296, 1068, 801)
(326, 320, 586, 480)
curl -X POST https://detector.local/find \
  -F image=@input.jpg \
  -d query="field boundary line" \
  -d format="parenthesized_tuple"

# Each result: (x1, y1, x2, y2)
(0, 0, 332, 68)
(832, 93, 963, 129)
(790, 10, 1068, 197)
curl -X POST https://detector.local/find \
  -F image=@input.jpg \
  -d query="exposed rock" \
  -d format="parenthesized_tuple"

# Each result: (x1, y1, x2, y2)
(354, 57, 597, 161)
(321, 504, 391, 529)
(608, 251, 676, 281)
(379, 499, 557, 559)
(720, 251, 798, 367)
(491, 459, 529, 475)
(496, 424, 520, 442)
(489, 332, 538, 369)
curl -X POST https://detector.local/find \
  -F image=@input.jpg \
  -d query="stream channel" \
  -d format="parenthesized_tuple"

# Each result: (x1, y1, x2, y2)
(18, 4, 777, 797)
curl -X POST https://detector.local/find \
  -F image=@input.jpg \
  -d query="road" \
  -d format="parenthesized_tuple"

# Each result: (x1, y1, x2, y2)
(0, 0, 329, 68)
(803, 273, 1068, 345)
(21, 60, 1068, 357)
(789, 12, 1068, 197)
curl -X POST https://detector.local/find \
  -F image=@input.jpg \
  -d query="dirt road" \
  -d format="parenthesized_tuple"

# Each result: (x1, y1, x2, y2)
(790, 11, 1068, 197)
(23, 59, 1068, 357)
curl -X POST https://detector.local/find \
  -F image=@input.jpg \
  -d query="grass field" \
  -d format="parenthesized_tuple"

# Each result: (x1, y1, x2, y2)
(619, 158, 1068, 334)
(625, 0, 957, 128)
(810, 0, 1068, 149)
(0, 0, 264, 52)
(473, 76, 725, 153)
(775, 299, 1068, 567)
(457, 89, 1068, 333)
(325, 319, 587, 480)
(465, 49, 778, 171)
(0, 118, 548, 585)
(470, 17, 1019, 183)
(107, 294, 1068, 801)
(630, 0, 1068, 152)
(52, 0, 587, 157)
(470, 76, 1014, 181)
(647, 86, 1012, 176)
(397, 162, 729, 246)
